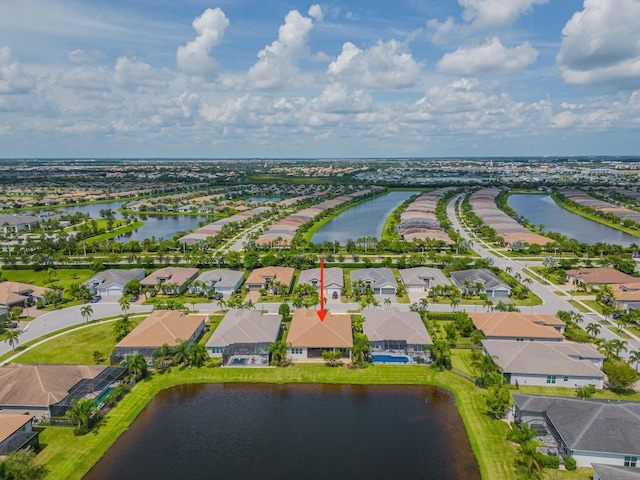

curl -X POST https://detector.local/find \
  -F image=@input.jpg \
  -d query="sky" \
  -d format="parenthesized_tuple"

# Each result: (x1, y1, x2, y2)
(1, 0, 639, 158)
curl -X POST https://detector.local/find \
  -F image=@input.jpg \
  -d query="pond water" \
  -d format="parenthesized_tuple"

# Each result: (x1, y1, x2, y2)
(312, 191, 418, 243)
(85, 383, 480, 480)
(43, 201, 205, 242)
(507, 194, 639, 246)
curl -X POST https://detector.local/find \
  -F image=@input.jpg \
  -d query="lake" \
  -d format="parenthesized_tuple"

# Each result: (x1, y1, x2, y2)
(85, 383, 480, 480)
(312, 191, 418, 243)
(507, 194, 639, 246)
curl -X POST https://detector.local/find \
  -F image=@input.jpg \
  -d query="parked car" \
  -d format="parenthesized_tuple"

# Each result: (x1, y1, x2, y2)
(130, 294, 139, 302)
(2, 321, 18, 329)
(214, 292, 224, 301)
(91, 295, 102, 303)
(332, 291, 339, 299)
(612, 313, 625, 319)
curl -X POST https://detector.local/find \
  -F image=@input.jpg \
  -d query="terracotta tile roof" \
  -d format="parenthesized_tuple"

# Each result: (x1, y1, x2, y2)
(0, 364, 106, 407)
(116, 310, 207, 348)
(140, 267, 199, 287)
(287, 309, 353, 348)
(565, 267, 637, 285)
(470, 312, 565, 339)
(246, 267, 295, 287)
(0, 281, 50, 306)
(0, 414, 34, 444)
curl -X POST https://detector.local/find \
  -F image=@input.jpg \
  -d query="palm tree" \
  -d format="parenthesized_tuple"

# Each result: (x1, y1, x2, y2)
(514, 439, 543, 479)
(586, 322, 601, 338)
(628, 350, 640, 370)
(483, 298, 494, 312)
(383, 298, 391, 307)
(4, 329, 21, 351)
(113, 314, 133, 342)
(172, 339, 190, 365)
(610, 339, 628, 359)
(187, 343, 208, 367)
(472, 354, 498, 385)
(80, 305, 93, 324)
(118, 296, 130, 315)
(66, 398, 97, 429)
(127, 353, 147, 378)
(450, 295, 461, 311)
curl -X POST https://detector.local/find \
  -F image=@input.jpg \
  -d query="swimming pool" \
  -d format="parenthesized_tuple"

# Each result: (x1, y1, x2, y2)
(94, 387, 115, 406)
(371, 355, 409, 364)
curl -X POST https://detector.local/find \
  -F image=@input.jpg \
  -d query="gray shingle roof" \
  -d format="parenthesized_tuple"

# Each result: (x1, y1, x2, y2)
(450, 268, 509, 291)
(513, 394, 640, 456)
(206, 310, 282, 348)
(362, 307, 432, 345)
(85, 268, 146, 288)
(398, 267, 450, 288)
(592, 463, 640, 480)
(193, 269, 245, 289)
(298, 267, 344, 288)
(350, 268, 397, 289)
(482, 340, 604, 377)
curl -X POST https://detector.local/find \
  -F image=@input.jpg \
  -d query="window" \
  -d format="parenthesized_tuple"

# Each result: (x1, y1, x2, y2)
(209, 347, 224, 354)
(289, 348, 303, 355)
(625, 456, 637, 467)
(546, 375, 556, 384)
(563, 376, 569, 382)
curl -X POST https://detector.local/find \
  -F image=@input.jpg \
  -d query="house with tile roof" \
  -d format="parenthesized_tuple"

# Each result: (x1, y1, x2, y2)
(513, 394, 640, 468)
(140, 267, 199, 294)
(0, 281, 51, 312)
(350, 268, 398, 295)
(0, 364, 123, 417)
(482, 340, 604, 388)
(110, 310, 206, 363)
(566, 267, 637, 287)
(206, 310, 282, 366)
(592, 463, 640, 480)
(361, 307, 432, 364)
(245, 266, 295, 293)
(0, 414, 39, 455)
(85, 268, 146, 297)
(470, 312, 565, 341)
(287, 309, 352, 362)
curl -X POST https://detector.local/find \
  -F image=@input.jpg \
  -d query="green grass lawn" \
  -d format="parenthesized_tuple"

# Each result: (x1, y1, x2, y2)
(35, 364, 518, 480)
(607, 326, 631, 339)
(582, 300, 603, 314)
(15, 316, 144, 365)
(0, 268, 95, 289)
(569, 301, 591, 313)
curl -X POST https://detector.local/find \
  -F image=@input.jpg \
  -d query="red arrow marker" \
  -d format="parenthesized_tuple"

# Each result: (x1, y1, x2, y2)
(317, 260, 327, 321)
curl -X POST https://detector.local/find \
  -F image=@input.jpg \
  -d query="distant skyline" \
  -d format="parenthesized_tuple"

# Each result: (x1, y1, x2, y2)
(1, 0, 639, 158)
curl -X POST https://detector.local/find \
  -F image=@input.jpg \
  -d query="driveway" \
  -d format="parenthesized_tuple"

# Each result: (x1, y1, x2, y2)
(1, 302, 152, 358)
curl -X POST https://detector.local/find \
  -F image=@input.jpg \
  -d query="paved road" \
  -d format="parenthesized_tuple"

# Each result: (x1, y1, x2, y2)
(1, 302, 152, 357)
(446, 194, 640, 358)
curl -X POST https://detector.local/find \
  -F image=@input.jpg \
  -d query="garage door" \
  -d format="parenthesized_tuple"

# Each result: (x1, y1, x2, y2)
(380, 288, 396, 295)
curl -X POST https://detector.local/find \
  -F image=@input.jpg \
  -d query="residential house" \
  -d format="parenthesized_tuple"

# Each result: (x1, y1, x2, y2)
(513, 394, 640, 468)
(350, 268, 398, 295)
(0, 281, 51, 318)
(287, 309, 352, 362)
(0, 214, 40, 233)
(566, 267, 637, 287)
(110, 310, 207, 363)
(0, 364, 125, 418)
(245, 267, 295, 293)
(189, 269, 245, 297)
(298, 267, 344, 297)
(206, 310, 282, 366)
(470, 312, 565, 341)
(398, 267, 450, 293)
(140, 267, 199, 294)
(0, 414, 39, 455)
(450, 269, 511, 297)
(361, 307, 432, 363)
(84, 268, 146, 297)
(482, 340, 604, 388)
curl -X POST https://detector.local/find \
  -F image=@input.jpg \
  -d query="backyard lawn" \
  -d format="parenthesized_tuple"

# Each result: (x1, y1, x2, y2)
(0, 268, 95, 289)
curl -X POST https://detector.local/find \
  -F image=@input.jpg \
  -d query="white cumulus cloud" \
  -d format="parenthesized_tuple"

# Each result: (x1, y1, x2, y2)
(459, 0, 548, 30)
(327, 40, 421, 90)
(113, 57, 173, 91)
(0, 47, 36, 95)
(308, 4, 324, 22)
(437, 37, 538, 75)
(557, 0, 640, 87)
(311, 83, 372, 113)
(246, 10, 314, 90)
(177, 8, 229, 80)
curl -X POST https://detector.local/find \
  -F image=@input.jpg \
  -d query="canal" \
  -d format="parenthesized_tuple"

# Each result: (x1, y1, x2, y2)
(507, 194, 639, 246)
(312, 191, 418, 244)
(85, 383, 480, 480)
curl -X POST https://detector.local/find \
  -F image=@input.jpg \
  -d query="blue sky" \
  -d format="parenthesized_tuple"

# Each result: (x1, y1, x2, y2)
(1, 0, 639, 158)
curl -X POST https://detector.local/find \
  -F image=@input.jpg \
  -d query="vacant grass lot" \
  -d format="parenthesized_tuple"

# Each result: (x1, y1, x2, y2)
(0, 268, 95, 289)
